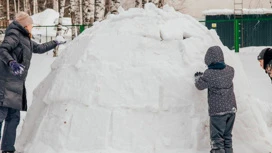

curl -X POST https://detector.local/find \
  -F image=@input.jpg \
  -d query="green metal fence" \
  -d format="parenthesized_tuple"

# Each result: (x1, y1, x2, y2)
(204, 14, 272, 52)
(31, 24, 91, 43)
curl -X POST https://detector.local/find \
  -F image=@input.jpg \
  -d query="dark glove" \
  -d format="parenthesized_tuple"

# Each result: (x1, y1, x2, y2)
(194, 72, 203, 77)
(194, 72, 203, 82)
(54, 35, 66, 45)
(9, 61, 25, 75)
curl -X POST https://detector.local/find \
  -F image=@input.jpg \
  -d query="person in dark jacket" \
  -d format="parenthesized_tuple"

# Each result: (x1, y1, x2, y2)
(257, 48, 272, 81)
(194, 46, 237, 153)
(0, 12, 66, 153)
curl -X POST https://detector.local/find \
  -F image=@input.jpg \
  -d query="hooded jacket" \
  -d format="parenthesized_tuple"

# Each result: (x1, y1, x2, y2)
(195, 46, 237, 116)
(0, 21, 57, 111)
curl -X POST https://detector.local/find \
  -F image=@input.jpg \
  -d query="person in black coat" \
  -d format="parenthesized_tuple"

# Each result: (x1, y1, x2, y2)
(0, 12, 66, 153)
(257, 48, 272, 81)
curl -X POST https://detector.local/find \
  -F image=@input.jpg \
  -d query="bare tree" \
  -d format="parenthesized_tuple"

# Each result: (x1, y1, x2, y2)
(110, 0, 120, 14)
(14, 0, 17, 14)
(18, 0, 21, 12)
(0, 2, 4, 20)
(158, 0, 164, 8)
(25, 0, 31, 14)
(142, 0, 148, 8)
(79, 0, 83, 24)
(104, 0, 111, 17)
(94, 0, 105, 21)
(6, 0, 10, 20)
(70, 10, 77, 39)
(33, 0, 38, 14)
(38, 0, 47, 12)
(83, 0, 95, 25)
(70, 0, 80, 39)
(53, 0, 59, 11)
(53, 0, 66, 57)
(1, 0, 8, 20)
(135, 0, 141, 8)
(23, 0, 26, 11)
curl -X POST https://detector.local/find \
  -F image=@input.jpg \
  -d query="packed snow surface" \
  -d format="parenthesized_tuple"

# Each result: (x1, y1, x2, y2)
(203, 8, 272, 16)
(16, 4, 272, 153)
(31, 9, 72, 37)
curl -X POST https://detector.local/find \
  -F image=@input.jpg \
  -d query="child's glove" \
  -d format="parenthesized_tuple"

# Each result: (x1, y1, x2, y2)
(9, 60, 25, 75)
(54, 35, 66, 45)
(194, 72, 203, 82)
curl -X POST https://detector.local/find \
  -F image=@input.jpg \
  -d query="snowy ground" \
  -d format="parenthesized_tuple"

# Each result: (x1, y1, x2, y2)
(239, 47, 272, 103)
(238, 47, 272, 133)
(17, 51, 62, 136)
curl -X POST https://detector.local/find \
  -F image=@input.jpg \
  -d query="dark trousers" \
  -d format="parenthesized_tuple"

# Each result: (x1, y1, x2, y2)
(210, 113, 236, 153)
(0, 107, 20, 152)
(0, 121, 2, 139)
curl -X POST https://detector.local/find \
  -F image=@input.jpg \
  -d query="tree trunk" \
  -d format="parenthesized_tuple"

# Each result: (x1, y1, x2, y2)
(94, 0, 105, 21)
(158, 0, 164, 8)
(53, 0, 66, 57)
(18, 0, 21, 12)
(14, 0, 17, 14)
(53, 0, 59, 11)
(79, 0, 83, 24)
(110, 0, 120, 14)
(0, 1, 4, 20)
(104, 0, 111, 17)
(135, 0, 141, 8)
(23, 0, 26, 11)
(142, 0, 148, 8)
(38, 0, 47, 12)
(24, 0, 31, 14)
(33, 0, 38, 14)
(70, 11, 77, 39)
(83, 0, 95, 25)
(70, 0, 80, 38)
(6, 0, 10, 20)
(103, 0, 120, 18)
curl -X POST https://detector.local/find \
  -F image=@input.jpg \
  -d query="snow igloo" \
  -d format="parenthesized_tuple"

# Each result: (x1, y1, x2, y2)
(17, 3, 272, 153)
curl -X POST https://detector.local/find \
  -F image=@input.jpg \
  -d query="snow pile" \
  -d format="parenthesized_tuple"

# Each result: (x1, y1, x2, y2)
(31, 9, 59, 26)
(17, 4, 272, 153)
(31, 9, 72, 37)
(31, 9, 59, 36)
(203, 8, 272, 16)
(238, 47, 272, 131)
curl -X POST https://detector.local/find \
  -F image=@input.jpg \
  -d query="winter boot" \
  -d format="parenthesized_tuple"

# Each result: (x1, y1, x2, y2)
(2, 151, 15, 153)
(210, 149, 225, 153)
(225, 148, 233, 153)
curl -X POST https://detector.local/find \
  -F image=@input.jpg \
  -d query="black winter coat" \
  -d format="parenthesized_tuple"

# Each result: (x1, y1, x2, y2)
(0, 21, 57, 111)
(195, 46, 237, 116)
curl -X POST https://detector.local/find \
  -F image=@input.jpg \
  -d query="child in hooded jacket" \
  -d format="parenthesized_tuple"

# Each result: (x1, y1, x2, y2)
(194, 46, 237, 153)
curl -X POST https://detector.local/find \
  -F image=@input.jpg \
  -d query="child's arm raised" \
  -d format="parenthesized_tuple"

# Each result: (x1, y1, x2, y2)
(194, 71, 209, 90)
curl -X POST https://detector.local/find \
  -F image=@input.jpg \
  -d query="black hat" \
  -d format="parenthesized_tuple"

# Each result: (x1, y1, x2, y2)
(263, 48, 272, 69)
(257, 48, 270, 60)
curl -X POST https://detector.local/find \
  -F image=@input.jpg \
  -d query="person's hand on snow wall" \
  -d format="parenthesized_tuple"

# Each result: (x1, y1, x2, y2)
(9, 60, 25, 75)
(54, 35, 66, 45)
(194, 72, 203, 82)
